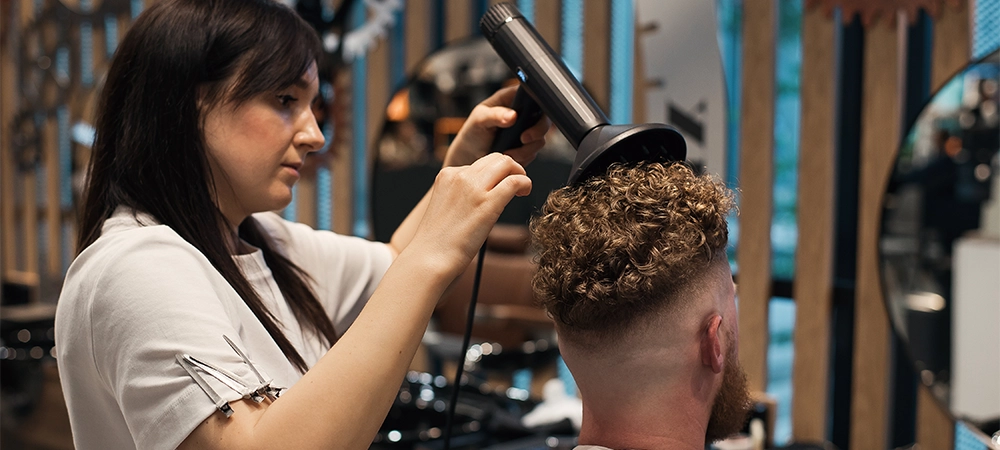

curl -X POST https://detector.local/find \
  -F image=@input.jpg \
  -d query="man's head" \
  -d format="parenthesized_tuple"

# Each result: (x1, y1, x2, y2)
(530, 162, 751, 445)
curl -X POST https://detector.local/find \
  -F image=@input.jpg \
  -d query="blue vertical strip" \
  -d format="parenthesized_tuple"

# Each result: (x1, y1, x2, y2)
(81, 22, 94, 86)
(316, 124, 334, 231)
(57, 106, 72, 207)
(716, 0, 743, 265)
(105, 15, 119, 56)
(973, 0, 1000, 59)
(561, 0, 583, 80)
(283, 184, 298, 222)
(771, 0, 802, 280)
(317, 167, 332, 231)
(131, 0, 143, 19)
(472, 0, 488, 36)
(517, 0, 535, 23)
(352, 3, 369, 237)
(511, 368, 532, 391)
(954, 420, 989, 450)
(717, 0, 742, 190)
(557, 356, 577, 397)
(433, 0, 445, 51)
(80, 0, 94, 88)
(609, 0, 634, 124)
(391, 7, 406, 89)
(55, 47, 70, 82)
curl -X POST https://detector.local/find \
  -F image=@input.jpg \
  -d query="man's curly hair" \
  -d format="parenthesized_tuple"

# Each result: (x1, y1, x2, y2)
(530, 162, 736, 336)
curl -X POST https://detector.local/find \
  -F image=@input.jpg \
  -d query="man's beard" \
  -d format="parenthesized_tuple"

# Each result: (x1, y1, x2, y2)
(705, 340, 753, 443)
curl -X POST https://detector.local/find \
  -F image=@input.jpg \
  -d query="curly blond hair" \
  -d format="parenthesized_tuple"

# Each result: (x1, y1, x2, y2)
(530, 162, 736, 335)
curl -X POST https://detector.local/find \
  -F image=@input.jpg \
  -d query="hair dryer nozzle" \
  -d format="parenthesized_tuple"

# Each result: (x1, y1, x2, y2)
(569, 124, 687, 185)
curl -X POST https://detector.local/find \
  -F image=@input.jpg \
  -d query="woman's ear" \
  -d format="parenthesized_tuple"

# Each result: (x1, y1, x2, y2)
(700, 314, 724, 374)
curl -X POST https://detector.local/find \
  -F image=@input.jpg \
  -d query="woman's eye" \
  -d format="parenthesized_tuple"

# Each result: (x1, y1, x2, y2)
(277, 94, 298, 106)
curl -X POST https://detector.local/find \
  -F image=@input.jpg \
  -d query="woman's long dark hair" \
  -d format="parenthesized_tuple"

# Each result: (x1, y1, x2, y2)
(79, 0, 337, 372)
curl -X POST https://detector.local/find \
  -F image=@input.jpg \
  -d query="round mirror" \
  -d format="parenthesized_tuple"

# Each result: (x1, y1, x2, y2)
(880, 49, 999, 434)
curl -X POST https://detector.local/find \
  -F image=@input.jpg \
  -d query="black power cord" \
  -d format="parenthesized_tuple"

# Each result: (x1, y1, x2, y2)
(442, 241, 488, 450)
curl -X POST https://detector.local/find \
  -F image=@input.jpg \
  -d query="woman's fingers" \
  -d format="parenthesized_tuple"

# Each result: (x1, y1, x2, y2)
(496, 172, 533, 198)
(469, 104, 517, 131)
(480, 85, 519, 107)
(503, 140, 544, 166)
(521, 116, 552, 145)
(465, 152, 528, 191)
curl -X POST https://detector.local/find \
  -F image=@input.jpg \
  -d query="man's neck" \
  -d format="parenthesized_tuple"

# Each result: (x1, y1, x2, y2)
(575, 388, 709, 450)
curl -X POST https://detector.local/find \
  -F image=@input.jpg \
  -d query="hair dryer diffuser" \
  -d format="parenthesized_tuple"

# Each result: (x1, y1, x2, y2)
(480, 2, 686, 184)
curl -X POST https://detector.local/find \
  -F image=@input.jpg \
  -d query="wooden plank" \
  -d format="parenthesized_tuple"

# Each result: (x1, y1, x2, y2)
(850, 18, 901, 450)
(44, 108, 60, 278)
(583, 0, 609, 112)
(24, 169, 39, 288)
(326, 0, 350, 234)
(1, 0, 20, 283)
(915, 2, 970, 448)
(364, 25, 391, 239)
(444, 0, 471, 45)
(404, 0, 433, 76)
(791, 4, 837, 442)
(930, 0, 970, 90)
(632, 8, 644, 124)
(296, 176, 317, 228)
(917, 385, 955, 450)
(736, 0, 775, 394)
(21, 0, 39, 294)
(534, 0, 560, 54)
(332, 70, 354, 235)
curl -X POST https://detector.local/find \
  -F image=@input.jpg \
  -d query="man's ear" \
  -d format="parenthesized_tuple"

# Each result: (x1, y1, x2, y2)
(700, 315, 724, 374)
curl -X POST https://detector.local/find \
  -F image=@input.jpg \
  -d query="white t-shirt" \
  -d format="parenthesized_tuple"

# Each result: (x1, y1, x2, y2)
(55, 208, 393, 450)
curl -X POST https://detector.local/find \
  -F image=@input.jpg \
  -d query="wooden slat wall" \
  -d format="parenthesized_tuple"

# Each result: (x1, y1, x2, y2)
(632, 9, 645, 125)
(444, 0, 472, 45)
(916, 1, 971, 448)
(404, 0, 433, 77)
(535, 0, 561, 54)
(1, 0, 19, 290)
(583, 0, 610, 112)
(931, 0, 971, 90)
(736, 0, 775, 394)
(1, 0, 126, 297)
(364, 22, 392, 236)
(850, 16, 902, 450)
(791, 5, 837, 442)
(331, 68, 354, 235)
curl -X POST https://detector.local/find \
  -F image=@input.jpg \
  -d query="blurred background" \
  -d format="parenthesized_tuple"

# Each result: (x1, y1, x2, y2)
(1, 0, 998, 449)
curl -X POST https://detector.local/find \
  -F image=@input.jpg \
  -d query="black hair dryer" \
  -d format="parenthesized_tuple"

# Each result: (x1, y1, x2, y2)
(480, 2, 687, 185)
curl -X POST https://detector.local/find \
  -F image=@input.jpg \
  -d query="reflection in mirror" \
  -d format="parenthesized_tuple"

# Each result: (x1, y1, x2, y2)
(881, 49, 999, 435)
(371, 38, 575, 243)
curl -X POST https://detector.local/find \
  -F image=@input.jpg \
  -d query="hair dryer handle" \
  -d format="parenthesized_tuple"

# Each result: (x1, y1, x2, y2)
(490, 85, 544, 153)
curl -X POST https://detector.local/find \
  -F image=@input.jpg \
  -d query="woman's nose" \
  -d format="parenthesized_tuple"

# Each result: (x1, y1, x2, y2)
(295, 109, 325, 152)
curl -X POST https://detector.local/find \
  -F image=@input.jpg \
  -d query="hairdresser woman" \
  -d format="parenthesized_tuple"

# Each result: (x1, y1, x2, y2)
(53, 1, 548, 449)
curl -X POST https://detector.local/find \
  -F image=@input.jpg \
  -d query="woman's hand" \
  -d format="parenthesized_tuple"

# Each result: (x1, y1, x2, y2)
(444, 85, 551, 168)
(386, 86, 545, 262)
(401, 153, 532, 280)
